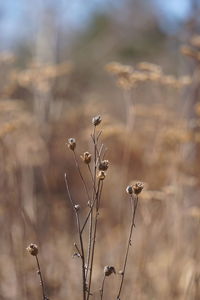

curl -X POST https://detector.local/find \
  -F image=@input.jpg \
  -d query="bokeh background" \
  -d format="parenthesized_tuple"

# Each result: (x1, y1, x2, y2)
(0, 0, 200, 299)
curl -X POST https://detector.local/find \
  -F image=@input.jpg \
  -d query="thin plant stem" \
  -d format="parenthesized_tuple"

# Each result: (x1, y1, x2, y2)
(64, 173, 86, 300)
(81, 160, 98, 235)
(86, 180, 103, 300)
(116, 195, 139, 300)
(85, 150, 99, 281)
(86, 126, 98, 299)
(35, 255, 49, 300)
(73, 150, 91, 203)
(85, 164, 95, 281)
(100, 275, 106, 300)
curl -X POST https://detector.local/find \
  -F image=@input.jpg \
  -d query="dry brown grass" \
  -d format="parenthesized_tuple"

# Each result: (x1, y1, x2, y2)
(0, 44, 200, 300)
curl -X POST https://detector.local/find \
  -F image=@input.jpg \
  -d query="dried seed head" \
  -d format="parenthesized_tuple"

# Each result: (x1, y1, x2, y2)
(133, 182, 144, 195)
(92, 115, 101, 126)
(99, 160, 109, 171)
(80, 152, 92, 164)
(104, 266, 116, 276)
(67, 138, 76, 151)
(97, 171, 106, 181)
(74, 204, 80, 211)
(27, 243, 38, 256)
(126, 185, 133, 195)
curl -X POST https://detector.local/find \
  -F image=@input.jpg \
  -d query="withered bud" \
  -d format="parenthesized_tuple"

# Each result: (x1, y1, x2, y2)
(92, 115, 101, 126)
(133, 182, 144, 195)
(126, 185, 133, 195)
(104, 266, 116, 276)
(67, 138, 76, 151)
(27, 243, 38, 256)
(74, 204, 80, 211)
(72, 252, 81, 258)
(97, 171, 106, 181)
(99, 160, 109, 171)
(81, 152, 92, 164)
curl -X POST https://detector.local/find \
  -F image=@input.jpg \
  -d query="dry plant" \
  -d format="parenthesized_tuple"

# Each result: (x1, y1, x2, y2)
(27, 244, 49, 300)
(1, 42, 200, 300)
(26, 115, 144, 300)
(65, 116, 144, 300)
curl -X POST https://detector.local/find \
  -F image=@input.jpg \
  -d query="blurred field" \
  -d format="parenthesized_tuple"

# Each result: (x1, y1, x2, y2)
(0, 1, 200, 300)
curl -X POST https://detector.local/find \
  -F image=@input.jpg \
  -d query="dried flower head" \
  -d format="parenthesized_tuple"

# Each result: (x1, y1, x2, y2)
(92, 115, 102, 126)
(180, 45, 200, 60)
(190, 35, 200, 48)
(97, 171, 106, 181)
(80, 152, 92, 164)
(133, 182, 144, 195)
(27, 243, 38, 256)
(105, 62, 133, 76)
(104, 266, 116, 276)
(74, 204, 80, 211)
(99, 160, 109, 171)
(137, 62, 162, 74)
(126, 185, 133, 195)
(67, 138, 76, 151)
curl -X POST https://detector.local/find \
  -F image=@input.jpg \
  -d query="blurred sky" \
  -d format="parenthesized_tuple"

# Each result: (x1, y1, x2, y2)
(0, 0, 194, 50)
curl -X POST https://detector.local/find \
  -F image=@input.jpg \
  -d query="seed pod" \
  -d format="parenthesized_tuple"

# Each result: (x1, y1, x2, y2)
(27, 243, 38, 256)
(126, 185, 133, 195)
(133, 182, 144, 195)
(74, 204, 80, 211)
(80, 152, 92, 164)
(97, 171, 106, 181)
(99, 160, 109, 171)
(104, 266, 116, 276)
(92, 115, 101, 126)
(67, 138, 76, 151)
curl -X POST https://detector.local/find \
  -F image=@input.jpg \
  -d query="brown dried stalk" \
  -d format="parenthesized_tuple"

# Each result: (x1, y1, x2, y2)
(66, 116, 106, 300)
(116, 182, 143, 300)
(64, 173, 86, 300)
(26, 244, 49, 300)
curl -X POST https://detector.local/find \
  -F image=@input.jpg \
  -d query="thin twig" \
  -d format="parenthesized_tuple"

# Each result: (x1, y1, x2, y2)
(100, 275, 106, 300)
(35, 255, 49, 300)
(64, 173, 86, 300)
(73, 150, 91, 203)
(116, 195, 139, 300)
(86, 180, 102, 300)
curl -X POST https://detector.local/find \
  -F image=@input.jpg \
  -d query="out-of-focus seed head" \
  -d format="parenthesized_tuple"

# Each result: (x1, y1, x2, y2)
(133, 182, 144, 195)
(99, 160, 109, 171)
(104, 266, 116, 276)
(92, 115, 101, 126)
(126, 185, 133, 195)
(27, 243, 38, 256)
(80, 152, 92, 164)
(67, 138, 76, 151)
(97, 171, 106, 181)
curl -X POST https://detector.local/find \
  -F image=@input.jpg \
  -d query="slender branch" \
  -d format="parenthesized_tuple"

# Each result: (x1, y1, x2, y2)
(100, 275, 106, 300)
(85, 164, 95, 280)
(86, 180, 102, 300)
(64, 173, 86, 300)
(116, 195, 139, 300)
(73, 150, 91, 203)
(35, 255, 49, 300)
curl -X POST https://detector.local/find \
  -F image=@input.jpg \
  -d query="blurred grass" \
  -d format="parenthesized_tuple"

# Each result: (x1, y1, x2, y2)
(0, 10, 200, 297)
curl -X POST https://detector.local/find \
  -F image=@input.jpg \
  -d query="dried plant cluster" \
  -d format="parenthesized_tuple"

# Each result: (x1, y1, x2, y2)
(0, 34, 200, 300)
(65, 116, 144, 300)
(27, 116, 144, 300)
